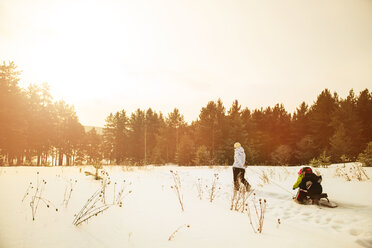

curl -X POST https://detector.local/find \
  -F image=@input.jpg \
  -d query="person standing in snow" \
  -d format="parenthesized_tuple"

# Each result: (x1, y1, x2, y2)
(232, 142, 250, 192)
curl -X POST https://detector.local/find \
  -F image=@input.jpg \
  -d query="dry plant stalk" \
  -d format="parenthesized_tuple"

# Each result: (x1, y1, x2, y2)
(268, 168, 275, 179)
(208, 173, 220, 203)
(22, 182, 33, 203)
(62, 179, 77, 208)
(335, 164, 369, 181)
(335, 167, 351, 181)
(73, 179, 131, 226)
(260, 170, 270, 184)
(100, 170, 112, 204)
(168, 224, 190, 241)
(114, 180, 132, 206)
(231, 185, 254, 212)
(361, 167, 370, 180)
(24, 173, 58, 221)
(352, 164, 369, 181)
(72, 186, 109, 226)
(246, 194, 267, 234)
(196, 178, 203, 200)
(170, 170, 184, 211)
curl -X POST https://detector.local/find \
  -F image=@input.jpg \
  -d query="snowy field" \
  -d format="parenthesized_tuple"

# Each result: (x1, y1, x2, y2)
(0, 164, 371, 248)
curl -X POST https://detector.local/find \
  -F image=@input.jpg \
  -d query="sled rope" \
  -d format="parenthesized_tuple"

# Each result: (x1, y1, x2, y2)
(246, 166, 295, 197)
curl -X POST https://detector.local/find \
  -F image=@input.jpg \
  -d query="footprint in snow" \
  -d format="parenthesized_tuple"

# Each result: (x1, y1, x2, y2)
(356, 238, 372, 248)
(333, 218, 344, 224)
(332, 224, 342, 232)
(349, 228, 363, 236)
(325, 217, 332, 223)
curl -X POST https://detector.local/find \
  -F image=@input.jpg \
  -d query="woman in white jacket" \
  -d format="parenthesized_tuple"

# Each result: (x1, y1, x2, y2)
(232, 142, 250, 191)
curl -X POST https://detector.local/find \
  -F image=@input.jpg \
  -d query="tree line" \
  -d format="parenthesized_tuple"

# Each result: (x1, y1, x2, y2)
(1, 61, 372, 166)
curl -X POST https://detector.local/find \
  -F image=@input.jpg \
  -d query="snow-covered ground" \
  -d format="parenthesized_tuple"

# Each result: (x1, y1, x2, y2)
(0, 164, 371, 248)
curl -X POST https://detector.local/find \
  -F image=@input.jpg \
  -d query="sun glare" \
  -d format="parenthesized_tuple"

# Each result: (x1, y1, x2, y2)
(21, 1, 130, 101)
(3, 0, 372, 126)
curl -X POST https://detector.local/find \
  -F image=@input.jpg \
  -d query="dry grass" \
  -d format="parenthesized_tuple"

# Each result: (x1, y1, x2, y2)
(196, 178, 203, 200)
(335, 164, 370, 181)
(207, 173, 220, 203)
(62, 179, 77, 208)
(23, 172, 58, 221)
(170, 170, 184, 211)
(231, 185, 254, 213)
(72, 186, 110, 226)
(168, 224, 190, 241)
(246, 194, 267, 234)
(73, 172, 132, 226)
(260, 170, 270, 185)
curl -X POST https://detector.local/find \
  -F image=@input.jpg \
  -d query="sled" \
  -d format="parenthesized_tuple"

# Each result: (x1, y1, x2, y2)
(293, 192, 338, 208)
(312, 193, 338, 208)
(318, 198, 338, 208)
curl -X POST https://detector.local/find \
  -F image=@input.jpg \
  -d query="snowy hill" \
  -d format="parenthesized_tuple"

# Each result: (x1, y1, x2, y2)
(0, 164, 371, 248)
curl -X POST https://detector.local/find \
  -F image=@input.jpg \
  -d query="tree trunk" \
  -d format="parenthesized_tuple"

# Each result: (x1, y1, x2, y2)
(9, 155, 14, 166)
(17, 155, 23, 166)
(58, 151, 63, 166)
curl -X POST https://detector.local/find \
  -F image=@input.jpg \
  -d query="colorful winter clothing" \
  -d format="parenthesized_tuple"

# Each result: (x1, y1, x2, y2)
(292, 174, 304, 189)
(299, 173, 322, 194)
(294, 167, 323, 203)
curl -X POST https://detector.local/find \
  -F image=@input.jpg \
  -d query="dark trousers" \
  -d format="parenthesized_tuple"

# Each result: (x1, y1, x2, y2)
(233, 167, 250, 191)
(296, 185, 323, 203)
(296, 189, 307, 202)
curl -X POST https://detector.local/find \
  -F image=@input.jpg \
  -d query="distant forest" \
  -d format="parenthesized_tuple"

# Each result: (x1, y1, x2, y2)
(1, 61, 372, 166)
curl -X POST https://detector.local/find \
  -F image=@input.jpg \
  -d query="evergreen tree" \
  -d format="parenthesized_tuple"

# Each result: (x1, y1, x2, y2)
(196, 99, 227, 164)
(151, 113, 167, 164)
(85, 128, 103, 165)
(356, 89, 372, 149)
(103, 113, 116, 164)
(291, 102, 311, 163)
(358, 141, 372, 167)
(294, 135, 317, 164)
(2, 62, 372, 168)
(227, 100, 247, 146)
(53, 101, 84, 165)
(26, 83, 55, 165)
(176, 133, 195, 166)
(268, 104, 292, 163)
(144, 108, 163, 164)
(292, 102, 310, 139)
(330, 90, 362, 159)
(271, 145, 292, 165)
(103, 110, 129, 164)
(194, 145, 211, 165)
(248, 109, 267, 163)
(308, 89, 338, 154)
(165, 108, 186, 163)
(329, 124, 352, 162)
(129, 109, 146, 164)
(0, 61, 27, 165)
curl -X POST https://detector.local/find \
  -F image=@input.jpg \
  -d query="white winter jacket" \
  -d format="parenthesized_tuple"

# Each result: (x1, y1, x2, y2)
(232, 146, 246, 169)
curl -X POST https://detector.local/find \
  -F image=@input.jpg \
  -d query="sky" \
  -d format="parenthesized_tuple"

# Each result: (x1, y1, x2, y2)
(0, 0, 371, 127)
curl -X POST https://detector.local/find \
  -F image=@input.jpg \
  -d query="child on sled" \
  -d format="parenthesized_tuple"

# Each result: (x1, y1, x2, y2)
(293, 167, 323, 204)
